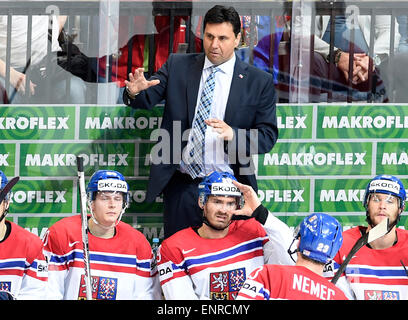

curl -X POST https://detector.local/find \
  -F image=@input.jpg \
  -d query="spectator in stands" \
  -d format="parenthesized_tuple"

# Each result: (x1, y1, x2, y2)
(248, 4, 399, 102)
(98, 5, 202, 104)
(0, 14, 87, 104)
(312, 8, 400, 102)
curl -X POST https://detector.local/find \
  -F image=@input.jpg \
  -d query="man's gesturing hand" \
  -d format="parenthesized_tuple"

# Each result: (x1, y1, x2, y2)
(229, 180, 261, 217)
(124, 67, 160, 96)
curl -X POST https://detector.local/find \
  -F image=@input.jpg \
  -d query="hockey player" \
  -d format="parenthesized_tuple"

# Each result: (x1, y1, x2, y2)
(0, 170, 48, 299)
(324, 174, 408, 300)
(237, 213, 348, 300)
(156, 171, 294, 300)
(43, 169, 161, 300)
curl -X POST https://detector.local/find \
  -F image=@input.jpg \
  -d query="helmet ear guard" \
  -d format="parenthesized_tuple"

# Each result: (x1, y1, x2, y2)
(198, 193, 206, 209)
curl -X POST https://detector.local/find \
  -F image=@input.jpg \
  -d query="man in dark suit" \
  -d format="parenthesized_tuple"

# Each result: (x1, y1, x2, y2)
(123, 5, 278, 238)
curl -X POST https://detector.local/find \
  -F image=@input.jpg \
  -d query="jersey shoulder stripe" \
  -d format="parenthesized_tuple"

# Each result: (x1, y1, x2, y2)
(48, 249, 153, 275)
(181, 238, 264, 269)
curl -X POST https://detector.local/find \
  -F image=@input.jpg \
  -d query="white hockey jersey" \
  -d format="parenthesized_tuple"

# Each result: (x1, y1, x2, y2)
(43, 215, 162, 300)
(157, 213, 294, 300)
(324, 226, 408, 300)
(0, 221, 47, 299)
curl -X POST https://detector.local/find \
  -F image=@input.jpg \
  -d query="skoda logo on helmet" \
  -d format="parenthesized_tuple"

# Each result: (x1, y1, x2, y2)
(369, 180, 400, 194)
(97, 179, 128, 193)
(211, 183, 241, 197)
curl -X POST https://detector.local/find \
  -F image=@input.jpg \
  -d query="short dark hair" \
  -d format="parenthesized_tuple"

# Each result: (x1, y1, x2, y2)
(300, 253, 326, 267)
(203, 5, 241, 36)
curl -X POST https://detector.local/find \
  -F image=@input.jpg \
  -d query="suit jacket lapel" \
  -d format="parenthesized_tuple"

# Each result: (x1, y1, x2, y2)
(224, 55, 248, 124)
(187, 54, 205, 125)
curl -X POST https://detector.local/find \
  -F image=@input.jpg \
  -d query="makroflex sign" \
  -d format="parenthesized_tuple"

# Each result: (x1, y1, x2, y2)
(2, 104, 408, 240)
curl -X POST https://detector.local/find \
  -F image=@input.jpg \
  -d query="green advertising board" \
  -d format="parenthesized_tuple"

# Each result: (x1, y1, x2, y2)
(2, 104, 408, 243)
(19, 142, 135, 176)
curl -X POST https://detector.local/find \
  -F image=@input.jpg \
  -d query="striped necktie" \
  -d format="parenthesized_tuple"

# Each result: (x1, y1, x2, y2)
(185, 66, 220, 178)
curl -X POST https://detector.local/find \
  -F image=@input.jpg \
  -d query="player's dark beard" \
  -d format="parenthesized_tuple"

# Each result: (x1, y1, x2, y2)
(366, 211, 401, 228)
(203, 212, 231, 231)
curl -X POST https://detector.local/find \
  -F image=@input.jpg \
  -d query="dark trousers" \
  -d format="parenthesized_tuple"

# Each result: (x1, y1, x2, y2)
(162, 171, 203, 239)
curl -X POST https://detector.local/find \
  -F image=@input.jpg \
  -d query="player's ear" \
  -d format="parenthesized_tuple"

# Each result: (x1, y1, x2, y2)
(234, 32, 241, 48)
(198, 197, 204, 210)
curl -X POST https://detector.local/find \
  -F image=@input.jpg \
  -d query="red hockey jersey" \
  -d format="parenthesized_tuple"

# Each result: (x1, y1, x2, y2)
(0, 221, 47, 299)
(157, 214, 294, 300)
(324, 226, 408, 300)
(237, 265, 348, 300)
(43, 215, 161, 300)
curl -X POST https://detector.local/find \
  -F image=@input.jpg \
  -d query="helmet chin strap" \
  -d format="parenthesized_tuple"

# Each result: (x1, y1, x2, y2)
(0, 201, 10, 224)
(0, 208, 8, 224)
(287, 236, 299, 263)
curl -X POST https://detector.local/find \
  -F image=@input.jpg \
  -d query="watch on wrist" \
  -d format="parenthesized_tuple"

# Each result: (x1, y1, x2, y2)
(325, 49, 342, 66)
(374, 54, 387, 66)
(334, 49, 342, 66)
(126, 86, 138, 99)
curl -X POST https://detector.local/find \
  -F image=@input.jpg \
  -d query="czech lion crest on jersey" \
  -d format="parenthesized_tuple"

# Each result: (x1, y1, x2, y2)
(78, 275, 118, 300)
(364, 290, 400, 300)
(0, 281, 11, 292)
(209, 267, 246, 300)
